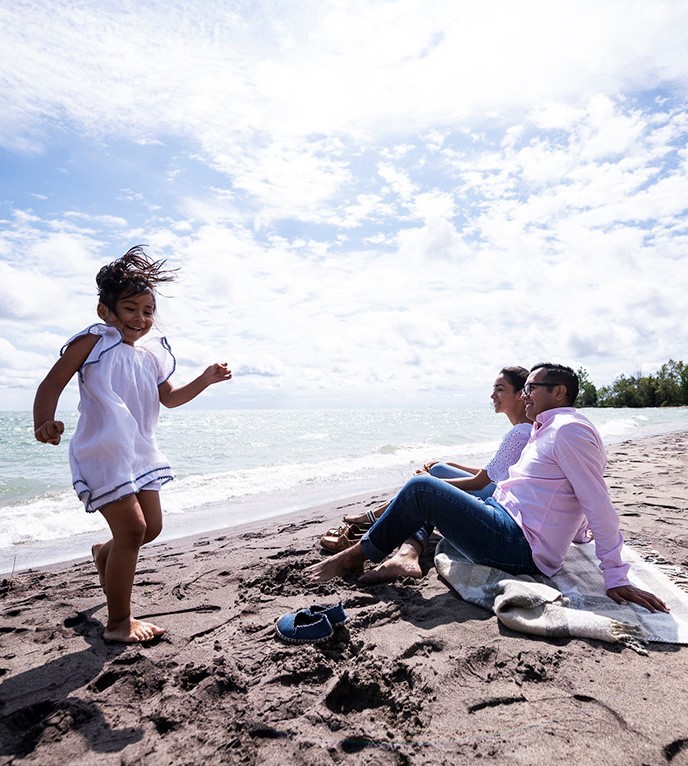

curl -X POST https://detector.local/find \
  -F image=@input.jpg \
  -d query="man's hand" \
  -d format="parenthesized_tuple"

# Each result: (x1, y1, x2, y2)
(35, 420, 65, 445)
(607, 584, 670, 613)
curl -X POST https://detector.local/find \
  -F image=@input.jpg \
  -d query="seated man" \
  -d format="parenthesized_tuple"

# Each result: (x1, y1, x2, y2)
(305, 363, 668, 614)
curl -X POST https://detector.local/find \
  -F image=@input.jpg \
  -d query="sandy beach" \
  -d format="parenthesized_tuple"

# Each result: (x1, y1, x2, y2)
(1, 430, 688, 765)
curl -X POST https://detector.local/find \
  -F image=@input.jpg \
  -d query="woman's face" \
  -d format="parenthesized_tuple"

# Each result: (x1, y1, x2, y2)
(491, 373, 526, 419)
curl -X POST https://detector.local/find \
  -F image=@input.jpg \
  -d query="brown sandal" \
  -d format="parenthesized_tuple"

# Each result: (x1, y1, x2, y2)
(320, 523, 367, 552)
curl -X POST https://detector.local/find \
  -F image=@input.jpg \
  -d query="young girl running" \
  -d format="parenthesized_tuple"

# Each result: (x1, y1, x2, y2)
(33, 246, 232, 643)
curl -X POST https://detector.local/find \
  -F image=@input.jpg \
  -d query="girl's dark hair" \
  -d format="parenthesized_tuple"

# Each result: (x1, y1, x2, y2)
(96, 245, 177, 311)
(499, 366, 529, 392)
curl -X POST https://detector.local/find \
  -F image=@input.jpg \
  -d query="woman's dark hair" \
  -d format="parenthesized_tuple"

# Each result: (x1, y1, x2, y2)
(499, 366, 529, 392)
(96, 245, 177, 311)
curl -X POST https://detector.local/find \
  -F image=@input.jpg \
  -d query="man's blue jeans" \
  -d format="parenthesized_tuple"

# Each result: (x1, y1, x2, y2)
(360, 474, 540, 576)
(407, 464, 495, 549)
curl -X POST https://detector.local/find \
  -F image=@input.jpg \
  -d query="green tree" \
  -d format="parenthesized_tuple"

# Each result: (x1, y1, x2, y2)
(597, 373, 640, 407)
(679, 362, 688, 404)
(579, 359, 688, 407)
(635, 374, 658, 407)
(576, 367, 598, 407)
(655, 359, 685, 406)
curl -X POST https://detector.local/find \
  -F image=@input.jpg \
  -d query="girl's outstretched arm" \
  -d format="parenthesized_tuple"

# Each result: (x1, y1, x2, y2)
(158, 362, 232, 409)
(33, 334, 99, 444)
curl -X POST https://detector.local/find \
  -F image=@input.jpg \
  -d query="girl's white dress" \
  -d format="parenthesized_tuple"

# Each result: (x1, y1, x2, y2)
(63, 324, 176, 512)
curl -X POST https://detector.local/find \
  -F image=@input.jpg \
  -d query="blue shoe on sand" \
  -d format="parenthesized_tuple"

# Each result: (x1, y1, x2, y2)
(304, 602, 349, 627)
(275, 611, 333, 644)
(275, 602, 349, 644)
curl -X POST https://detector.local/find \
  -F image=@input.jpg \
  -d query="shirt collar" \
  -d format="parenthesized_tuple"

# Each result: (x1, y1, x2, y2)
(534, 406, 576, 429)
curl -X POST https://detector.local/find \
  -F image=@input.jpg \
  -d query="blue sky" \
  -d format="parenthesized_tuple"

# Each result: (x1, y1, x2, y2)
(1, 0, 687, 410)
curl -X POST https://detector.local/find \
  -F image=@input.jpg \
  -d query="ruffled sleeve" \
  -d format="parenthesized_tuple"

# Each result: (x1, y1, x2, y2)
(483, 423, 532, 483)
(140, 335, 176, 385)
(61, 324, 123, 379)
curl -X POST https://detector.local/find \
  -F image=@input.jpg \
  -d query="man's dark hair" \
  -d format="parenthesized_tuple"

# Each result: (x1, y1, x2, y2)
(530, 363, 579, 405)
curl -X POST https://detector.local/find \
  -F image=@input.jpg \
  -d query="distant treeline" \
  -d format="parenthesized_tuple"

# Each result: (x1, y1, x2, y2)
(577, 360, 688, 408)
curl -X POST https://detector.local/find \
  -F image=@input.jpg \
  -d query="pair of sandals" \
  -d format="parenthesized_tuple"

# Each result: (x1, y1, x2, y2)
(319, 509, 379, 552)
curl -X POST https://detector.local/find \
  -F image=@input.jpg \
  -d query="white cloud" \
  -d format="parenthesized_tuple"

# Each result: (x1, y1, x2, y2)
(1, 1, 688, 408)
(377, 163, 417, 202)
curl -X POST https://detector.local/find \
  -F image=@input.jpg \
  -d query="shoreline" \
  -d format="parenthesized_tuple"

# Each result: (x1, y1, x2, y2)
(0, 486, 402, 577)
(2, 430, 688, 764)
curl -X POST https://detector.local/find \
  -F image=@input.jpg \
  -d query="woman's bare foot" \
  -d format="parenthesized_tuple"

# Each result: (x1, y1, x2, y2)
(342, 504, 386, 526)
(92, 544, 107, 593)
(104, 617, 166, 644)
(342, 511, 366, 525)
(357, 543, 423, 584)
(304, 545, 367, 583)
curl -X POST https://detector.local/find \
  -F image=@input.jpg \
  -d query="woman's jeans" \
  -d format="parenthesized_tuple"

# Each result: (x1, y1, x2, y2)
(426, 463, 496, 500)
(360, 474, 540, 576)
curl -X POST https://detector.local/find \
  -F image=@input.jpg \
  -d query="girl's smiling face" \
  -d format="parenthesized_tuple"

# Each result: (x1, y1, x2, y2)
(98, 291, 155, 345)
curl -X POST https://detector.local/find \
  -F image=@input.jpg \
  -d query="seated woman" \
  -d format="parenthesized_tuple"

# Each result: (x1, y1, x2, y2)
(323, 366, 532, 583)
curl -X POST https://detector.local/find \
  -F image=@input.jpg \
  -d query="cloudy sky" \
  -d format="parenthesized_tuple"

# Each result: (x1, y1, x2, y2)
(1, 0, 687, 410)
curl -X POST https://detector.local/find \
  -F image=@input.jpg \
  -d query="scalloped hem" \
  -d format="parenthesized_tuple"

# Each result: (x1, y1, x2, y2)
(75, 470, 175, 513)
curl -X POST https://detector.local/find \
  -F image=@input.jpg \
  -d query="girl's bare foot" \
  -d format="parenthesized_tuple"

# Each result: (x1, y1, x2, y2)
(304, 545, 367, 583)
(357, 543, 423, 584)
(92, 544, 107, 593)
(104, 617, 166, 644)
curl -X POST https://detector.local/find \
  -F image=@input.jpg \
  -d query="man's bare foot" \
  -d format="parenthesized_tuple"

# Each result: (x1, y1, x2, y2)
(304, 545, 367, 583)
(92, 544, 107, 593)
(103, 617, 166, 644)
(357, 544, 423, 584)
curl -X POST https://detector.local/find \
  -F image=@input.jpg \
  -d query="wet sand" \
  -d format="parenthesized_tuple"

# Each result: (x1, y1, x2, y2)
(1, 431, 688, 765)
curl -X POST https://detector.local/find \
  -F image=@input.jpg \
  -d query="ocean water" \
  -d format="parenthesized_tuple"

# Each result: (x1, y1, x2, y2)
(2, 406, 688, 573)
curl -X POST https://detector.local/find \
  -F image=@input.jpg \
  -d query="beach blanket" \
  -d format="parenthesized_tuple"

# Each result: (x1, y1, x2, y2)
(435, 538, 688, 655)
